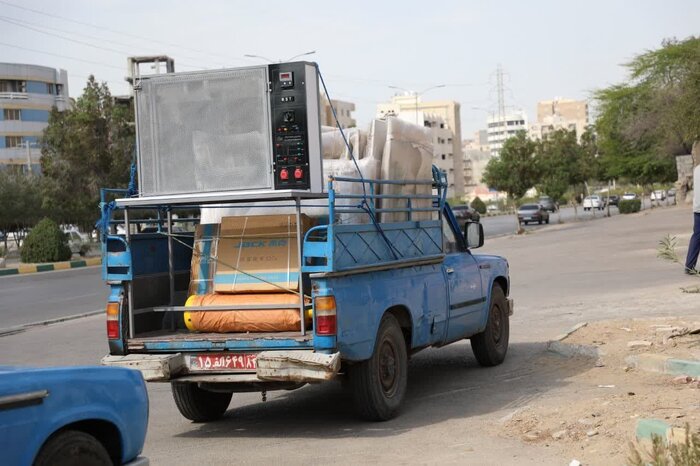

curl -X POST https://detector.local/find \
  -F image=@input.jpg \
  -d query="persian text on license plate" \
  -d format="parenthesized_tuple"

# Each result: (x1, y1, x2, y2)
(188, 353, 257, 371)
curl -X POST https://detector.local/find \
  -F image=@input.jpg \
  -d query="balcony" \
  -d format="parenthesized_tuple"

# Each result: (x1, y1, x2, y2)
(0, 92, 29, 100)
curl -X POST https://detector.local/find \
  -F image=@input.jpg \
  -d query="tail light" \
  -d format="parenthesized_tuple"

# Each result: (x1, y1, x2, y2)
(314, 296, 336, 336)
(106, 302, 120, 339)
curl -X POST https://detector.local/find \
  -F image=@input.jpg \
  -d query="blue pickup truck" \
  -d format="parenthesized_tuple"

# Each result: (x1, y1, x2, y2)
(100, 170, 512, 423)
(0, 366, 148, 466)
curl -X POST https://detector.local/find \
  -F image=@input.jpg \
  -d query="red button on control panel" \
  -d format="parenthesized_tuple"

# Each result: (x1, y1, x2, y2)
(279, 168, 289, 180)
(294, 168, 303, 179)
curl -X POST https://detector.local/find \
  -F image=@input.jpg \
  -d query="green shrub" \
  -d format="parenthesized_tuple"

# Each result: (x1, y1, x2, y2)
(619, 199, 642, 214)
(470, 196, 487, 214)
(20, 218, 72, 263)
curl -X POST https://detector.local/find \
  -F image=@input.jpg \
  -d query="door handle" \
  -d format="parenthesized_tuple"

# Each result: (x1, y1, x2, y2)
(445, 267, 454, 274)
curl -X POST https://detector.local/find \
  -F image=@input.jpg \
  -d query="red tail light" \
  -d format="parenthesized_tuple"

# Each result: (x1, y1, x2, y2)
(107, 320, 120, 339)
(106, 302, 120, 339)
(314, 296, 337, 336)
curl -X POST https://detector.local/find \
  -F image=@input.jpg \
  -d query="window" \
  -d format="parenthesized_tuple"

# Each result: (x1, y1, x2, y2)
(0, 80, 26, 93)
(441, 154, 446, 160)
(5, 136, 23, 148)
(3, 108, 21, 120)
(439, 123, 445, 129)
(46, 83, 55, 94)
(442, 217, 460, 253)
(56, 84, 63, 95)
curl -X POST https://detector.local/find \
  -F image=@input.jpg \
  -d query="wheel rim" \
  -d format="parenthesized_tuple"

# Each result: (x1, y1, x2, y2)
(378, 339, 399, 396)
(490, 305, 503, 345)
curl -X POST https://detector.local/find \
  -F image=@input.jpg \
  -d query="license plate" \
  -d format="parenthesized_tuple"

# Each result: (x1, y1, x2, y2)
(524, 217, 532, 220)
(187, 353, 257, 371)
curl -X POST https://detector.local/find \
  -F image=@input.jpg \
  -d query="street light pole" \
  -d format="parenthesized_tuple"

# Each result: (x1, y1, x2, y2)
(244, 51, 316, 63)
(388, 84, 446, 125)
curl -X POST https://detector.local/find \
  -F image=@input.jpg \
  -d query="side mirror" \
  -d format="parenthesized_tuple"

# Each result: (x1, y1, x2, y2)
(464, 221, 484, 249)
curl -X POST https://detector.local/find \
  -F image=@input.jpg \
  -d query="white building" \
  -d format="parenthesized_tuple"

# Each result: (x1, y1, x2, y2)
(0, 63, 70, 173)
(486, 110, 528, 156)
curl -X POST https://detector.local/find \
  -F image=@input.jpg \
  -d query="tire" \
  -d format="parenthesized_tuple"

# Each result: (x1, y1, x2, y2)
(34, 430, 112, 466)
(171, 382, 232, 422)
(538, 219, 542, 225)
(546, 218, 550, 224)
(350, 314, 408, 421)
(470, 285, 509, 367)
(523, 221, 528, 225)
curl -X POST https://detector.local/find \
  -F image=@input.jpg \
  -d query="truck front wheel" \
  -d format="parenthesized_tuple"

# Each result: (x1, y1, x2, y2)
(470, 284, 509, 366)
(350, 314, 408, 421)
(171, 382, 232, 422)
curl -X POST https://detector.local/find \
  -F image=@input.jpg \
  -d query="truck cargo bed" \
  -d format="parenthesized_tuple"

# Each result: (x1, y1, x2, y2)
(127, 329, 313, 351)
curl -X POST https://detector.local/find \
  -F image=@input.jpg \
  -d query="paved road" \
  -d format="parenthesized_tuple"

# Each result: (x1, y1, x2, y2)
(0, 266, 106, 329)
(0, 204, 696, 464)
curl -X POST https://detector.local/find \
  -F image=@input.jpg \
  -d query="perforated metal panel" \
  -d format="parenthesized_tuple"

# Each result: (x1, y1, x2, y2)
(135, 67, 273, 196)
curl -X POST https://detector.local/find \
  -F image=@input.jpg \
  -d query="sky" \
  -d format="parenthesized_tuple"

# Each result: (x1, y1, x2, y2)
(1, 0, 698, 136)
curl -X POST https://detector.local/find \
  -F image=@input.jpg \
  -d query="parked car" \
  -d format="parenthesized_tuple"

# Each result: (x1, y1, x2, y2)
(650, 190, 666, 201)
(583, 195, 604, 211)
(64, 230, 86, 255)
(0, 366, 149, 466)
(607, 194, 620, 207)
(517, 204, 550, 225)
(538, 196, 558, 212)
(486, 204, 499, 213)
(451, 204, 481, 222)
(667, 188, 676, 197)
(622, 192, 638, 201)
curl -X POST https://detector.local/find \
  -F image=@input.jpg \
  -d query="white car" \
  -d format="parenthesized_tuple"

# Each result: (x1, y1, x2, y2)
(622, 192, 638, 200)
(650, 190, 666, 201)
(583, 195, 604, 211)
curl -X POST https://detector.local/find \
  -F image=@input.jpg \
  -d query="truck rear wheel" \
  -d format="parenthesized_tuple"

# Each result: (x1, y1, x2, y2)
(350, 314, 407, 421)
(470, 284, 509, 367)
(171, 382, 232, 422)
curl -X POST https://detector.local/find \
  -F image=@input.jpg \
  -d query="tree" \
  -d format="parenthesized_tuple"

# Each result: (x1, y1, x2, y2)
(0, 168, 43, 249)
(535, 128, 599, 203)
(595, 36, 700, 184)
(482, 131, 539, 201)
(41, 76, 134, 231)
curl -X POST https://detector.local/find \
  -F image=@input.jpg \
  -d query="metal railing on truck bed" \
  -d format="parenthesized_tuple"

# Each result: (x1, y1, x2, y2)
(99, 168, 448, 346)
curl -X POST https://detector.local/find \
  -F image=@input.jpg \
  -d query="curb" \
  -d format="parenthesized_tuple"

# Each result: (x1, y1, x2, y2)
(0, 257, 101, 277)
(546, 322, 603, 358)
(547, 340, 603, 359)
(0, 309, 104, 337)
(625, 353, 700, 377)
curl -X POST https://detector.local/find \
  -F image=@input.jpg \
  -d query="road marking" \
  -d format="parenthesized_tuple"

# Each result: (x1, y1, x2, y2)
(0, 309, 104, 337)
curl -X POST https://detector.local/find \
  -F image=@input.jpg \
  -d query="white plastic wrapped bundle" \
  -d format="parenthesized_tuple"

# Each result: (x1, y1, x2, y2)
(322, 124, 378, 224)
(379, 117, 434, 223)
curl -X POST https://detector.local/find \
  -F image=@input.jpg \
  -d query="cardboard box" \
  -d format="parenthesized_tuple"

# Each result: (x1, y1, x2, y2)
(213, 214, 313, 293)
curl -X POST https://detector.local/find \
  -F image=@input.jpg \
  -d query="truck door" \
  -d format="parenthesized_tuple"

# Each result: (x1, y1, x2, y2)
(441, 216, 485, 344)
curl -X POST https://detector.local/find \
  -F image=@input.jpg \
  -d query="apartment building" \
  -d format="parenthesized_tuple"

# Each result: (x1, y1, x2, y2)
(530, 98, 588, 141)
(320, 95, 356, 128)
(0, 63, 70, 172)
(377, 94, 464, 197)
(486, 110, 528, 156)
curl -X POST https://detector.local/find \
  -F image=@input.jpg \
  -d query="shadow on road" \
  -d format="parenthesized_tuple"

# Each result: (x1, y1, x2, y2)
(174, 341, 592, 440)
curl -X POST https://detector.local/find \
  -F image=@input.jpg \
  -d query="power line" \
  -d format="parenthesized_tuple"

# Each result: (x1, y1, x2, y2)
(0, 14, 215, 70)
(0, 16, 207, 70)
(0, 41, 124, 70)
(0, 0, 249, 65)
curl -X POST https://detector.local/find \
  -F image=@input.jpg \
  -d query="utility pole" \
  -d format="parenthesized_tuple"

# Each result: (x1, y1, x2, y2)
(496, 64, 506, 127)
